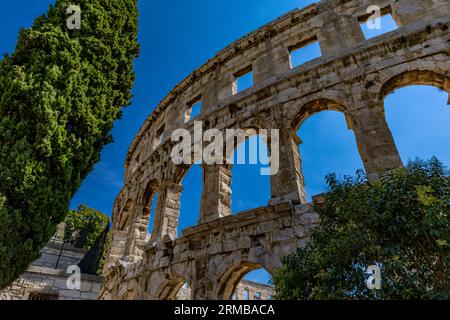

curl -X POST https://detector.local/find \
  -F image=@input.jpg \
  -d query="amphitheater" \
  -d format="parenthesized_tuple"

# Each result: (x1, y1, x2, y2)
(99, 0, 449, 300)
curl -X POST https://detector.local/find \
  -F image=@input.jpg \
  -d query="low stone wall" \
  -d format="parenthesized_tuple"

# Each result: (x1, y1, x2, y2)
(32, 242, 86, 270)
(0, 266, 102, 300)
(0, 232, 103, 301)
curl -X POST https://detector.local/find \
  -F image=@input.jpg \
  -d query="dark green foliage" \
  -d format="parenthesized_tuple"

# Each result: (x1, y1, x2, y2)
(77, 213, 110, 275)
(274, 157, 449, 300)
(64, 205, 109, 250)
(0, 0, 138, 288)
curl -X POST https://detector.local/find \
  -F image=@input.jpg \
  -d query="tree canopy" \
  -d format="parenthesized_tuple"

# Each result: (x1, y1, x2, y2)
(274, 157, 449, 299)
(0, 0, 139, 288)
(64, 204, 109, 250)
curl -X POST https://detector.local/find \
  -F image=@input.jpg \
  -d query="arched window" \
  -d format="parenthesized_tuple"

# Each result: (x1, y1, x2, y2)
(157, 278, 191, 300)
(147, 191, 158, 239)
(139, 179, 158, 245)
(230, 134, 271, 213)
(218, 262, 274, 300)
(296, 110, 363, 201)
(178, 164, 203, 234)
(384, 85, 449, 166)
(175, 282, 191, 300)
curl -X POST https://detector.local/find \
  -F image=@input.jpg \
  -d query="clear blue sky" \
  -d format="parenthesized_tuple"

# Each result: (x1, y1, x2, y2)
(1, 1, 449, 286)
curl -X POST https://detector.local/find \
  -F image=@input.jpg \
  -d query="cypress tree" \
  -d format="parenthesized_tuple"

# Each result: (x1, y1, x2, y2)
(0, 0, 139, 288)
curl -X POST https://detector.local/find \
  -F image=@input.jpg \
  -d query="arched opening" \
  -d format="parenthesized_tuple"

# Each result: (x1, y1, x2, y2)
(232, 268, 274, 300)
(379, 70, 448, 100)
(178, 164, 203, 234)
(157, 278, 191, 300)
(139, 180, 159, 239)
(229, 131, 271, 213)
(146, 191, 158, 239)
(175, 282, 191, 300)
(217, 262, 274, 300)
(384, 85, 450, 166)
(293, 102, 363, 201)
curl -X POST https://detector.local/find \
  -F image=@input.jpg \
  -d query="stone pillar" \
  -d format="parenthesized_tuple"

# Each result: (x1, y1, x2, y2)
(102, 229, 128, 273)
(190, 259, 215, 300)
(392, 0, 449, 26)
(203, 64, 235, 105)
(351, 103, 403, 177)
(150, 183, 183, 242)
(123, 204, 151, 258)
(253, 36, 290, 85)
(199, 164, 232, 224)
(104, 192, 134, 270)
(314, 10, 365, 56)
(235, 289, 244, 300)
(269, 128, 307, 205)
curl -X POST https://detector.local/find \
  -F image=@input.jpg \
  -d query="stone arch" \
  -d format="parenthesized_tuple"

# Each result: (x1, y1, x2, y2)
(224, 125, 272, 213)
(112, 187, 133, 231)
(215, 261, 275, 300)
(156, 277, 190, 300)
(103, 188, 138, 271)
(172, 163, 193, 185)
(151, 267, 192, 300)
(378, 70, 449, 102)
(116, 199, 133, 231)
(138, 178, 160, 206)
(177, 163, 204, 232)
(224, 126, 265, 164)
(120, 179, 161, 257)
(281, 97, 358, 202)
(290, 97, 348, 131)
(148, 162, 205, 237)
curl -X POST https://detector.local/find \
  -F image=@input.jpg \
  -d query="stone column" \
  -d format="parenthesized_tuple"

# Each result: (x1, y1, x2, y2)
(190, 259, 216, 300)
(123, 204, 151, 258)
(104, 192, 135, 270)
(150, 182, 183, 242)
(269, 128, 307, 205)
(253, 35, 290, 85)
(199, 164, 232, 224)
(392, 0, 448, 25)
(351, 103, 403, 177)
(102, 229, 128, 273)
(314, 10, 365, 57)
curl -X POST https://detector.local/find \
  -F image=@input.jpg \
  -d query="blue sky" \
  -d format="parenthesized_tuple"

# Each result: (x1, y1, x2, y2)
(1, 1, 449, 286)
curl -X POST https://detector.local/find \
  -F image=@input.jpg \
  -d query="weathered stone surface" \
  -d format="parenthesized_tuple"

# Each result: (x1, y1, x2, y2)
(0, 225, 103, 300)
(100, 0, 449, 300)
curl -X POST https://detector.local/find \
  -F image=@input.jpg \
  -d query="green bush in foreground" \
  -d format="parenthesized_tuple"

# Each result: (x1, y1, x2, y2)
(274, 157, 449, 299)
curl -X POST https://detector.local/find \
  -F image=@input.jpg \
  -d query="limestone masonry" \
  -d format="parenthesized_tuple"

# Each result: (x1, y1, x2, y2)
(0, 224, 102, 300)
(100, 0, 449, 300)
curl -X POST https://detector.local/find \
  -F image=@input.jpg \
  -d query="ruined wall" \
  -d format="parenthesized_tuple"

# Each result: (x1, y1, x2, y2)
(0, 225, 102, 300)
(0, 266, 102, 301)
(101, 0, 450, 300)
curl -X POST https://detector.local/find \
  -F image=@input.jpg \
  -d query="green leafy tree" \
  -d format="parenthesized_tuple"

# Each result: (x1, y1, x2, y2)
(0, 0, 139, 288)
(64, 205, 109, 250)
(274, 157, 449, 300)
